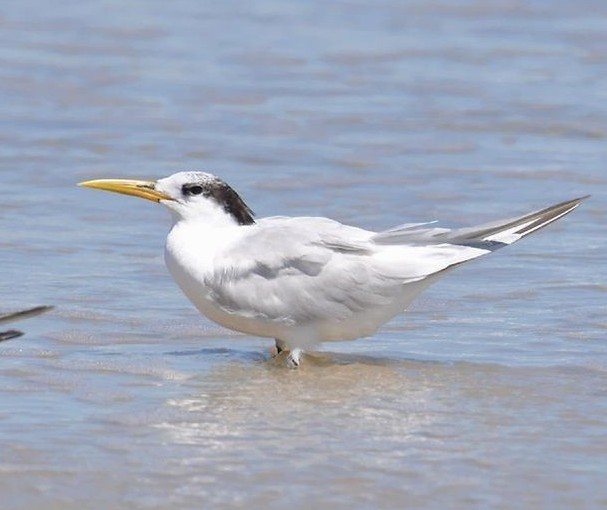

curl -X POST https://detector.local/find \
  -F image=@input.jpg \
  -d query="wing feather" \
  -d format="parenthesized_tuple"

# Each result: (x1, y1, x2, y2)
(373, 196, 587, 250)
(205, 218, 402, 324)
(201, 197, 586, 329)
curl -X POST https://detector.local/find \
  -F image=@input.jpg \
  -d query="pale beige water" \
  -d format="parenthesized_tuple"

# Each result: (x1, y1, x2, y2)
(1, 1, 606, 509)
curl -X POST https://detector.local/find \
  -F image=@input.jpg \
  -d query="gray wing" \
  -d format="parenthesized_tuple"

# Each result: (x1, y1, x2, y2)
(204, 196, 586, 326)
(205, 217, 407, 323)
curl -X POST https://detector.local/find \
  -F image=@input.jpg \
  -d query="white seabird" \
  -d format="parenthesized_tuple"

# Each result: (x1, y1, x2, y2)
(79, 172, 587, 367)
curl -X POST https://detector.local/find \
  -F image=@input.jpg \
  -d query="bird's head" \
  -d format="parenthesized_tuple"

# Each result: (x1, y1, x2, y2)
(79, 171, 255, 227)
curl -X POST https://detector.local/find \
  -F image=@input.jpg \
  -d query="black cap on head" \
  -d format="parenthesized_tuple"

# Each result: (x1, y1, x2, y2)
(179, 173, 255, 226)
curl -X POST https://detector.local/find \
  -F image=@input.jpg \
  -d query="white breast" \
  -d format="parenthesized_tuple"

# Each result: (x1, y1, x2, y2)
(164, 221, 288, 339)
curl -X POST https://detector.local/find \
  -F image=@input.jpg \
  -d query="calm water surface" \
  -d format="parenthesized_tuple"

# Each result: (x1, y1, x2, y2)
(1, 1, 606, 509)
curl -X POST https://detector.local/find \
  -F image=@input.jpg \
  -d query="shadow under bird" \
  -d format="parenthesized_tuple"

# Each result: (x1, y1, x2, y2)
(79, 172, 587, 367)
(0, 306, 54, 342)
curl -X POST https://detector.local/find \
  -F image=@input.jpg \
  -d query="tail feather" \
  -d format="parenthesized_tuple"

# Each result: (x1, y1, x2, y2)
(448, 195, 589, 249)
(373, 196, 588, 251)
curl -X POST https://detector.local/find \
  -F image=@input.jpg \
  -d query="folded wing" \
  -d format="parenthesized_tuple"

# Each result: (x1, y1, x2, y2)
(204, 197, 587, 332)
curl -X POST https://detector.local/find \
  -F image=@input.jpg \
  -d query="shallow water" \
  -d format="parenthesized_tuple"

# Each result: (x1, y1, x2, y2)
(1, 1, 606, 509)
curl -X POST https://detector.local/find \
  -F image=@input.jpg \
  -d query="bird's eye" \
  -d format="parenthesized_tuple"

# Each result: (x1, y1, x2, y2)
(183, 184, 204, 196)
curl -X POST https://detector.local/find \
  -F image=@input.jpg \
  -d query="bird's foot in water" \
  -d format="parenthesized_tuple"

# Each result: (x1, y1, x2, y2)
(272, 339, 303, 368)
(286, 348, 302, 368)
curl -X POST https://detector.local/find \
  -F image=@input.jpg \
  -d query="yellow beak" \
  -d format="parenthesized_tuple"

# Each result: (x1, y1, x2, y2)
(77, 179, 173, 202)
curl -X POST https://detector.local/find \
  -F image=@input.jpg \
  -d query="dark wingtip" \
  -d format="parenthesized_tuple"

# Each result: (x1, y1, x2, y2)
(566, 195, 590, 205)
(0, 330, 24, 342)
(0, 305, 54, 325)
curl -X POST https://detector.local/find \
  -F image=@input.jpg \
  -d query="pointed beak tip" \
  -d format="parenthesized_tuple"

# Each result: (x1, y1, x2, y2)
(77, 179, 115, 190)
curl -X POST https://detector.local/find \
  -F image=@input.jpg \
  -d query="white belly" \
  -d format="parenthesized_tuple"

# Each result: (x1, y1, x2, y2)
(165, 242, 432, 346)
(163, 222, 442, 350)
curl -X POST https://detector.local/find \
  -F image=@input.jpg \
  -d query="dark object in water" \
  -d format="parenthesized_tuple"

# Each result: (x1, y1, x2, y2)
(0, 330, 23, 341)
(0, 306, 53, 343)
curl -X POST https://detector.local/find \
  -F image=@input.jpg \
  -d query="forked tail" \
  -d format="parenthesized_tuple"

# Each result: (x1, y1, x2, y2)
(373, 196, 589, 251)
(446, 195, 589, 250)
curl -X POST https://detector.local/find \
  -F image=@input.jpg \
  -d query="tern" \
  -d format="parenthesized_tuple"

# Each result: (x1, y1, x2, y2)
(0, 306, 54, 342)
(79, 172, 586, 367)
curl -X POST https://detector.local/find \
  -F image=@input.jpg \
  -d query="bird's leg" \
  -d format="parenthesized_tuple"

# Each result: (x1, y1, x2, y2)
(274, 338, 287, 355)
(272, 339, 303, 368)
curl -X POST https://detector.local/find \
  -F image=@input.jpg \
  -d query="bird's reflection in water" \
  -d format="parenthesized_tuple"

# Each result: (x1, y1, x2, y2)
(155, 352, 445, 456)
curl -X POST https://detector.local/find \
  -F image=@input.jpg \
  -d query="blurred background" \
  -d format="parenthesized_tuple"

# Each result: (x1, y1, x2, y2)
(1, 1, 606, 509)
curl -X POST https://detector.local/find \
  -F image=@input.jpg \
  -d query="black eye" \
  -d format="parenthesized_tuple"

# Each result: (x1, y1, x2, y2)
(183, 184, 204, 196)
